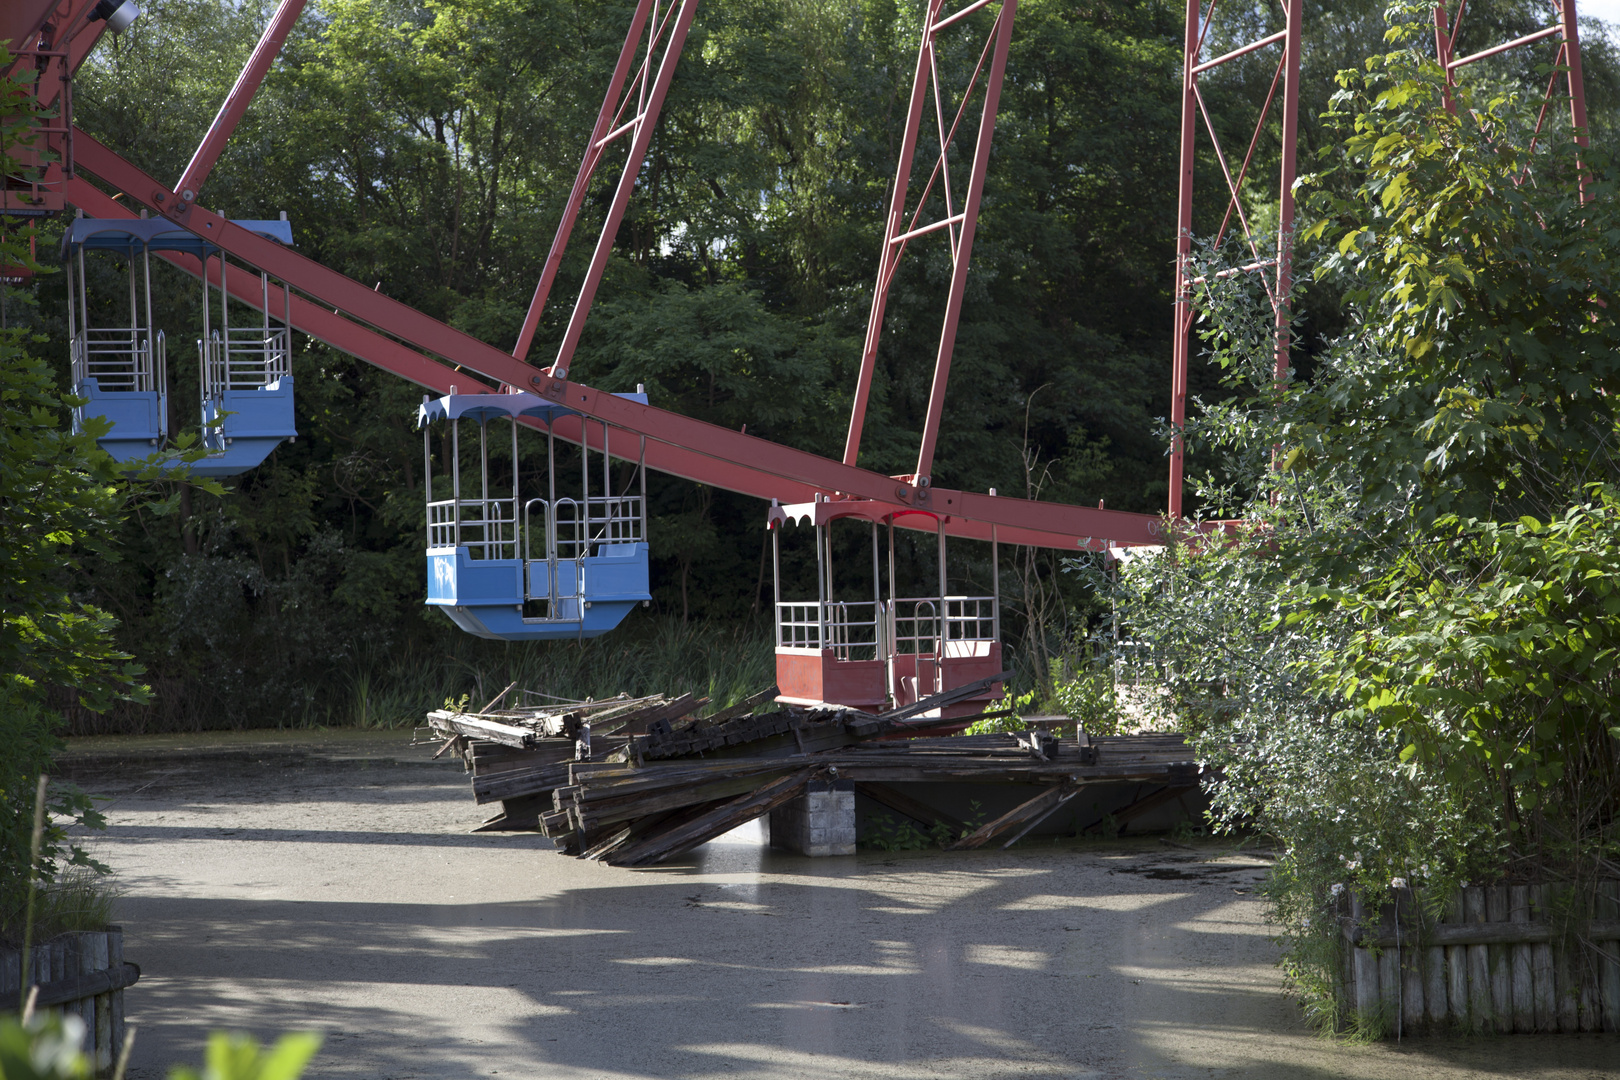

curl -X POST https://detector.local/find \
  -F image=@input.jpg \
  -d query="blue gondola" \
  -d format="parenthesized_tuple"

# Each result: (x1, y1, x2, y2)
(64, 214, 297, 475)
(418, 389, 652, 640)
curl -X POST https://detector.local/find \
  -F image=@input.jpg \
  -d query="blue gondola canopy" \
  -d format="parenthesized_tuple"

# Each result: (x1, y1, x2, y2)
(63, 218, 293, 259)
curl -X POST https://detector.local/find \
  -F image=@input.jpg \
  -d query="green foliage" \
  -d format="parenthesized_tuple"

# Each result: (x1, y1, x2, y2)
(167, 1032, 321, 1080)
(962, 688, 1036, 735)
(961, 799, 987, 834)
(1084, 9, 1620, 1030)
(1052, 652, 1126, 736)
(0, 1012, 91, 1080)
(0, 1023, 317, 1080)
(1168, 819, 1204, 843)
(0, 70, 118, 941)
(0, 47, 50, 197)
(1324, 500, 1620, 812)
(23, 869, 120, 942)
(860, 805, 984, 849)
(0, 704, 108, 942)
(1, 54, 226, 938)
(1290, 10, 1620, 880)
(860, 814, 953, 851)
(1296, 11, 1620, 526)
(1, 302, 144, 719)
(0, 1022, 319, 1080)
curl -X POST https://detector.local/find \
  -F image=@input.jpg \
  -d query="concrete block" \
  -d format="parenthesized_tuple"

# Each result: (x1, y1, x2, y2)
(769, 779, 856, 856)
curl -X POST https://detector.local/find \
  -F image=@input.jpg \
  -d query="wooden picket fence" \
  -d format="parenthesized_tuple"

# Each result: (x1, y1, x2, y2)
(1, 927, 138, 1075)
(1341, 880, 1620, 1034)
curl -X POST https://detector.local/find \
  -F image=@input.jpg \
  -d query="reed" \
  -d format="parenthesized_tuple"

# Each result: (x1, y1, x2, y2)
(59, 614, 773, 734)
(337, 615, 775, 729)
(25, 868, 121, 941)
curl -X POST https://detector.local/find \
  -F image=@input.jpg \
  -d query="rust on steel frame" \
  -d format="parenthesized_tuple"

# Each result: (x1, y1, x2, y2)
(1167, 0, 1302, 523)
(1434, 0, 1592, 202)
(1, 0, 103, 216)
(6, 0, 1161, 551)
(5, 2, 1591, 540)
(840, 0, 1018, 490)
(1165, 0, 1594, 520)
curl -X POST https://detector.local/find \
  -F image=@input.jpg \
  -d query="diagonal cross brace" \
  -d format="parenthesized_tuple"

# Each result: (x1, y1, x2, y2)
(843, 0, 1017, 485)
(1168, 0, 1300, 521)
(511, 0, 659, 362)
(546, 0, 699, 381)
(66, 149, 1163, 551)
(173, 0, 307, 204)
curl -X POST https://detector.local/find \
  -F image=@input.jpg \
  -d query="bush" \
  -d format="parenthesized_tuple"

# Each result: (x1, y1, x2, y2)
(0, 322, 126, 941)
(0, 1011, 91, 1079)
(1, 57, 215, 942)
(0, 1016, 320, 1080)
(1080, 8, 1620, 1028)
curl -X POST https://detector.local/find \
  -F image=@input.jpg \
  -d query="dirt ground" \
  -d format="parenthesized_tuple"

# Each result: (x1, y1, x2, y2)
(58, 731, 1620, 1080)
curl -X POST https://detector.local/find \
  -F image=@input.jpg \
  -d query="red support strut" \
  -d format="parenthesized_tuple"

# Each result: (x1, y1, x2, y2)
(510, 0, 659, 363)
(842, 0, 1018, 489)
(1168, 0, 1300, 522)
(542, 0, 699, 380)
(1436, 1, 1590, 200)
(68, 145, 1165, 550)
(914, 0, 1017, 486)
(1, 0, 103, 215)
(173, 0, 307, 205)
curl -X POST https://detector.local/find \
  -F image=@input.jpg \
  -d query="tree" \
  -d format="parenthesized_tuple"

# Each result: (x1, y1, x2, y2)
(1, 50, 220, 936)
(0, 210, 124, 939)
(1085, 7, 1620, 1029)
(53, 0, 1620, 729)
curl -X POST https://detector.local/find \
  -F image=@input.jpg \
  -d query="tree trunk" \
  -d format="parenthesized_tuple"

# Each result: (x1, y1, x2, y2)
(179, 483, 198, 556)
(681, 558, 690, 624)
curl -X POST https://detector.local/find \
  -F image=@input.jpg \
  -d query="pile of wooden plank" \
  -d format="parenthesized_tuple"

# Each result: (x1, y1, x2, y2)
(424, 673, 1204, 866)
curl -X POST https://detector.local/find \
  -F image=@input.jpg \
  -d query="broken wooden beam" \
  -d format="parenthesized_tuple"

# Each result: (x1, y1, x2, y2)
(473, 760, 578, 805)
(572, 768, 799, 833)
(852, 781, 968, 838)
(681, 685, 780, 731)
(1113, 783, 1198, 829)
(597, 693, 706, 736)
(582, 798, 732, 862)
(608, 769, 815, 866)
(1077, 781, 1200, 837)
(856, 670, 1013, 729)
(426, 710, 536, 749)
(948, 778, 1083, 851)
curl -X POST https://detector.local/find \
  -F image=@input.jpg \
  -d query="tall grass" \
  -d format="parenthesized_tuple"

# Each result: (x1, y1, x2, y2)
(333, 614, 775, 728)
(64, 606, 1065, 734)
(23, 867, 121, 943)
(3, 779, 118, 953)
(59, 614, 774, 734)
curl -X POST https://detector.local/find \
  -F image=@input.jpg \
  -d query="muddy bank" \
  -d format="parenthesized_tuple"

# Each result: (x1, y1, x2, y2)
(63, 732, 1619, 1079)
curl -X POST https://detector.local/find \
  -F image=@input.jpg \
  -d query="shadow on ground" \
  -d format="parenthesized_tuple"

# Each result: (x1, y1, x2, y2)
(63, 738, 1619, 1080)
